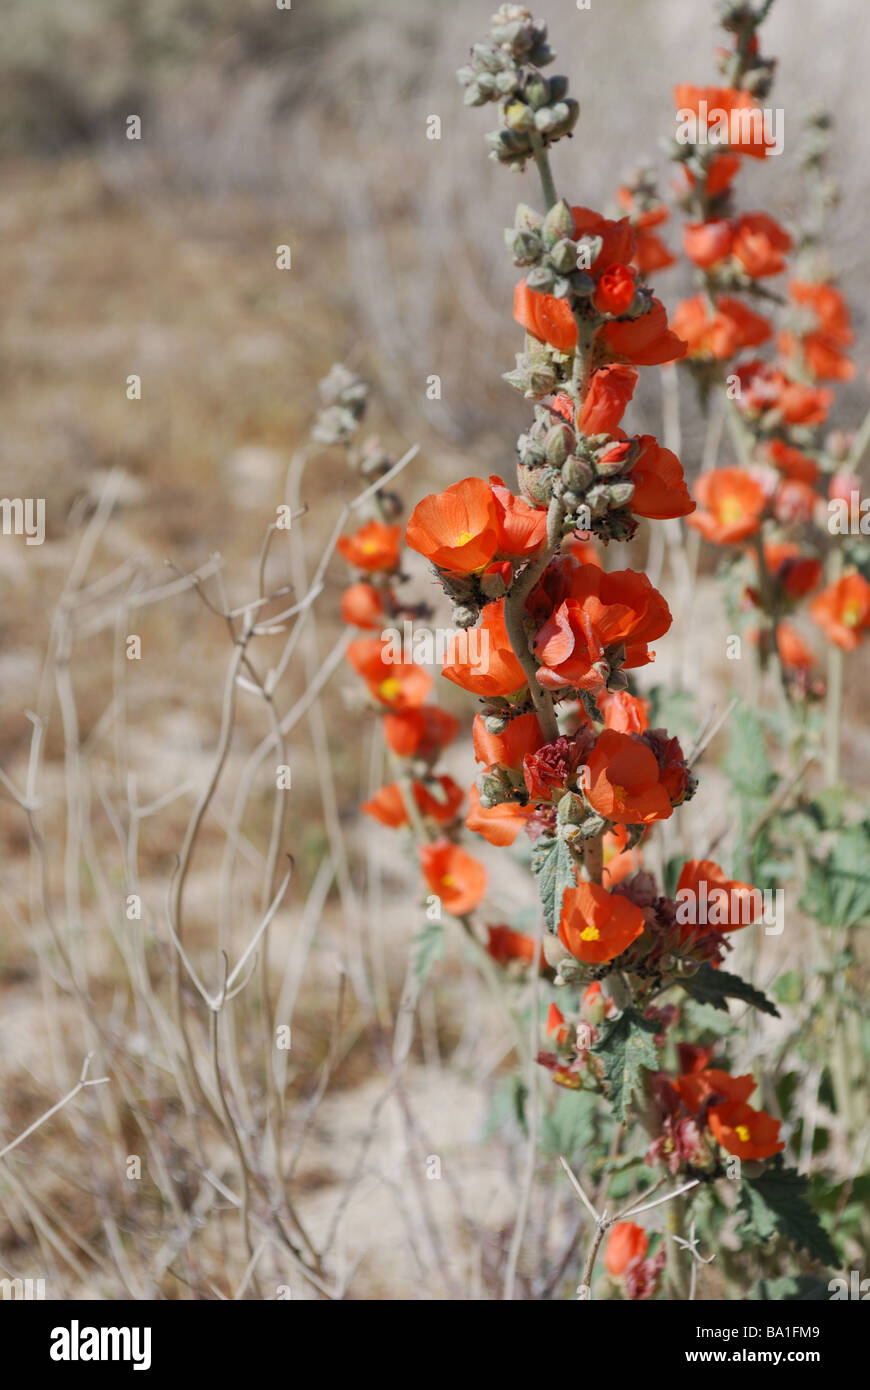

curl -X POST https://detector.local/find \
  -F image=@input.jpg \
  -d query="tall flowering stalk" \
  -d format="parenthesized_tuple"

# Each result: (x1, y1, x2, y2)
(333, 3, 842, 1298)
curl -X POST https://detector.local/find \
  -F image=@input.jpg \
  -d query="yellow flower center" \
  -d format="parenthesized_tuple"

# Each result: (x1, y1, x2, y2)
(842, 600, 862, 627)
(579, 925, 600, 942)
(441, 874, 456, 888)
(719, 496, 744, 524)
(610, 784, 628, 803)
(360, 539, 379, 554)
(734, 1124, 751, 1143)
(379, 676, 401, 700)
(454, 530, 475, 547)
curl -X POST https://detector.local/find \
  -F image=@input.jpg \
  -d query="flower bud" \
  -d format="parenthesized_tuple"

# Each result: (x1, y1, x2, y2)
(452, 602, 480, 629)
(604, 481, 636, 508)
(544, 421, 576, 465)
(556, 792, 585, 825)
(526, 264, 557, 293)
(504, 99, 536, 133)
(505, 226, 543, 265)
(541, 199, 575, 248)
(524, 75, 550, 109)
(561, 455, 594, 491)
(594, 440, 634, 477)
(548, 237, 578, 274)
(476, 766, 515, 809)
(518, 463, 558, 506)
(542, 933, 572, 969)
(483, 713, 510, 735)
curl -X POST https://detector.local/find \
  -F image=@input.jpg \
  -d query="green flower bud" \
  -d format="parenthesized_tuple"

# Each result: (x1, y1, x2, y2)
(483, 713, 510, 735)
(524, 75, 550, 109)
(541, 199, 575, 248)
(543, 422, 575, 465)
(515, 202, 543, 231)
(604, 481, 636, 508)
(504, 99, 536, 132)
(526, 264, 557, 292)
(561, 455, 594, 491)
(505, 226, 543, 265)
(548, 237, 578, 274)
(518, 463, 558, 507)
(557, 792, 585, 825)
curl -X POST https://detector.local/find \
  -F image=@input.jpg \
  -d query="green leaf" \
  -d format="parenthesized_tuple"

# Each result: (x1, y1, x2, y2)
(531, 834, 577, 932)
(646, 684, 698, 739)
(412, 919, 445, 986)
(800, 824, 870, 929)
(750, 1276, 831, 1301)
(679, 963, 780, 1018)
(591, 1008, 658, 1123)
(738, 1160, 837, 1266)
(540, 1088, 596, 1160)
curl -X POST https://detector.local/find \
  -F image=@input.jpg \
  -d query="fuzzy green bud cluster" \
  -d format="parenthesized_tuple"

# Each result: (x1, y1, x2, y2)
(504, 201, 597, 300)
(456, 6, 578, 170)
(516, 410, 642, 542)
(312, 364, 370, 446)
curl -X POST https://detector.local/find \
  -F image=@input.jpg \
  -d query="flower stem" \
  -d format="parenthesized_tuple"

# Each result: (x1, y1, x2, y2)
(503, 498, 565, 743)
(530, 133, 558, 211)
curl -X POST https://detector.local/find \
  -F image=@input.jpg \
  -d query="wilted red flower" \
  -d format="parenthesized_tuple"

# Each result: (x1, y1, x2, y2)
(763, 542, 822, 599)
(340, 581, 385, 629)
(810, 572, 870, 649)
(605, 1222, 648, 1277)
(558, 881, 645, 963)
(522, 730, 596, 802)
(585, 730, 674, 824)
(687, 468, 766, 544)
(347, 638, 432, 708)
(629, 436, 695, 519)
(639, 728, 692, 806)
(419, 840, 487, 916)
(382, 705, 460, 760)
(677, 1043, 714, 1075)
(533, 566, 672, 691)
(730, 212, 792, 278)
(337, 520, 402, 573)
(442, 600, 527, 698)
(465, 785, 535, 846)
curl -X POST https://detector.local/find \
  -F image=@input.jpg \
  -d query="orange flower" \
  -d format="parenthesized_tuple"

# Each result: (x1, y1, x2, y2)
(362, 775, 464, 828)
(442, 600, 527, 698)
(584, 730, 674, 824)
(601, 690, 650, 734)
(605, 1222, 648, 1277)
(629, 436, 695, 519)
(731, 212, 792, 278)
(673, 1068, 756, 1113)
(676, 859, 759, 934)
(578, 364, 638, 435)
(781, 282, 853, 379)
(513, 279, 577, 352)
(558, 881, 645, 964)
(708, 1100, 784, 1160)
(547, 1002, 569, 1043)
(571, 206, 637, 269)
(533, 566, 671, 691)
(673, 85, 775, 158)
(472, 710, 545, 770)
(736, 361, 833, 426)
(337, 520, 402, 573)
(603, 824, 643, 885)
(683, 219, 734, 269)
(777, 622, 814, 671)
(465, 785, 535, 846)
(672, 294, 770, 360)
(405, 476, 546, 573)
(347, 638, 432, 708)
(687, 468, 765, 544)
(766, 439, 819, 484)
(603, 298, 688, 366)
(634, 226, 675, 274)
(419, 840, 487, 916)
(810, 572, 870, 649)
(340, 581, 385, 629)
(593, 263, 637, 316)
(486, 923, 541, 966)
(382, 706, 459, 760)
(682, 152, 742, 195)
